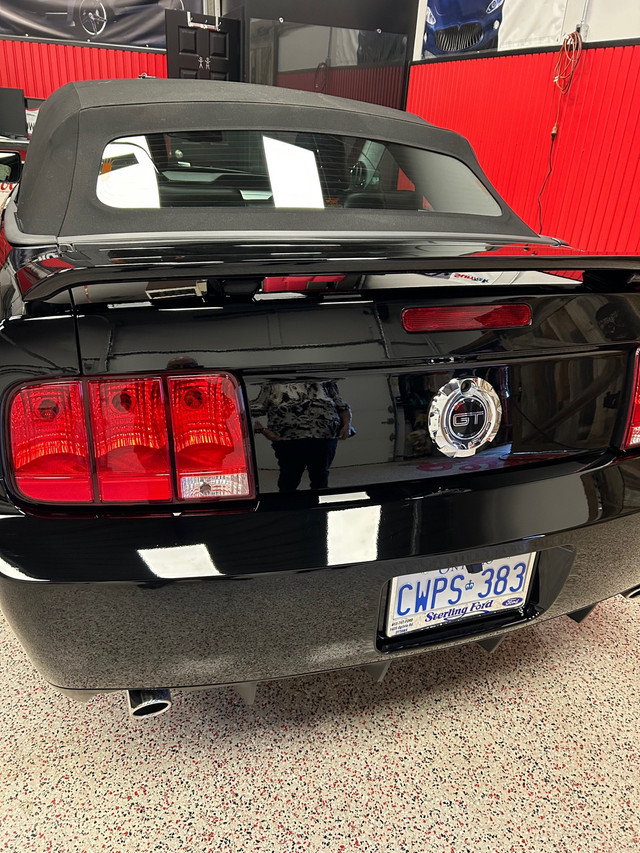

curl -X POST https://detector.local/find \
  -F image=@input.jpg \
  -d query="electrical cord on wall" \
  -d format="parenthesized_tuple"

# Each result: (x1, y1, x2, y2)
(537, 31, 583, 233)
(537, 133, 557, 236)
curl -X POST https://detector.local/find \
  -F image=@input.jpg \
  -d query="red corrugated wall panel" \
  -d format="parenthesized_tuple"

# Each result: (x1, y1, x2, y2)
(277, 65, 405, 109)
(0, 38, 167, 101)
(407, 46, 640, 256)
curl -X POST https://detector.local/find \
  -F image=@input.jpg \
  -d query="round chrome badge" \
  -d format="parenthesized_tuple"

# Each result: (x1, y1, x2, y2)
(428, 377, 502, 458)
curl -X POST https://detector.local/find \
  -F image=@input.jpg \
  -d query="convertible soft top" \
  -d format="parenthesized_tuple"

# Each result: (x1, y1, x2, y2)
(14, 79, 541, 243)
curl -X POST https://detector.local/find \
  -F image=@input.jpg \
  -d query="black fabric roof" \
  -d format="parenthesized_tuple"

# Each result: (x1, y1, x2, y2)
(15, 79, 539, 242)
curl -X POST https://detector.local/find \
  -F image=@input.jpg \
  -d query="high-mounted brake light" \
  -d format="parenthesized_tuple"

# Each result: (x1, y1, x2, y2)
(402, 304, 532, 333)
(7, 373, 255, 505)
(623, 350, 640, 451)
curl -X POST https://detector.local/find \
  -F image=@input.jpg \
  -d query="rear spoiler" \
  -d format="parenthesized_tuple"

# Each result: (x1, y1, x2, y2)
(7, 232, 640, 302)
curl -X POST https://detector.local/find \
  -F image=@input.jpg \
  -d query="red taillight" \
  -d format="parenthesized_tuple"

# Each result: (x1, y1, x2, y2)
(623, 351, 640, 450)
(402, 304, 532, 333)
(168, 375, 252, 499)
(7, 373, 254, 505)
(9, 382, 92, 502)
(88, 378, 171, 502)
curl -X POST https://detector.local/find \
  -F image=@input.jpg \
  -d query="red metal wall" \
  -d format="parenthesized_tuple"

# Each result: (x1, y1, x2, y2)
(407, 45, 640, 256)
(0, 38, 167, 101)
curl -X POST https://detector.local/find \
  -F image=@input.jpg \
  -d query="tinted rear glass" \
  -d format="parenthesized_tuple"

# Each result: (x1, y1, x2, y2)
(96, 130, 502, 217)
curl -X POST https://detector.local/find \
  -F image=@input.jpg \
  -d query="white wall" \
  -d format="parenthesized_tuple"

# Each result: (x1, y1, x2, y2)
(500, 0, 566, 50)
(583, 0, 640, 42)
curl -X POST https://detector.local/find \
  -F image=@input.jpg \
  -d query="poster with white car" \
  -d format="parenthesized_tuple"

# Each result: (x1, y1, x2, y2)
(0, 0, 204, 48)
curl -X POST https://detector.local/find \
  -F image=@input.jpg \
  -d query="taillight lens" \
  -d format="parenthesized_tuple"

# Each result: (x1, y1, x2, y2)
(7, 373, 254, 505)
(168, 375, 252, 499)
(9, 382, 92, 502)
(402, 304, 532, 332)
(623, 351, 640, 450)
(88, 378, 171, 502)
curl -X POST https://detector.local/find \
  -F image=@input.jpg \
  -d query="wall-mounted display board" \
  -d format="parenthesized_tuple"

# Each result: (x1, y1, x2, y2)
(223, 0, 419, 109)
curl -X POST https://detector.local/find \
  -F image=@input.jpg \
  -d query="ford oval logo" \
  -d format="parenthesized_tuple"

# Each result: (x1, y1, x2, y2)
(502, 597, 523, 607)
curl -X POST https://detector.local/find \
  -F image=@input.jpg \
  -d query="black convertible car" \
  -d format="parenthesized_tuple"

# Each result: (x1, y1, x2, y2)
(0, 80, 639, 719)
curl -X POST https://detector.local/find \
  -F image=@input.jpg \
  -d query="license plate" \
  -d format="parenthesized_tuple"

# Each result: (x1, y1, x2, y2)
(385, 553, 536, 638)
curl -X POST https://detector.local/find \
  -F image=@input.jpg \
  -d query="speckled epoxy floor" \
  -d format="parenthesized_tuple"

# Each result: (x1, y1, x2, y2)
(0, 596, 638, 853)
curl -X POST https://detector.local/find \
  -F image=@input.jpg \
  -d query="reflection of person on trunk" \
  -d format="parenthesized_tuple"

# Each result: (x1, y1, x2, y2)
(252, 380, 353, 491)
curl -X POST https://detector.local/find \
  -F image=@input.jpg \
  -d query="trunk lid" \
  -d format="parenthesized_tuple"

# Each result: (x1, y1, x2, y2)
(60, 267, 634, 497)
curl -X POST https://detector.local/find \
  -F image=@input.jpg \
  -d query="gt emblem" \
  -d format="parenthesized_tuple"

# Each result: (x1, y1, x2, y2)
(452, 411, 484, 428)
(428, 377, 502, 458)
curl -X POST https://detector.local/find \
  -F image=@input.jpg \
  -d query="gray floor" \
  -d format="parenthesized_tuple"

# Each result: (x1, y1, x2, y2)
(1, 595, 639, 852)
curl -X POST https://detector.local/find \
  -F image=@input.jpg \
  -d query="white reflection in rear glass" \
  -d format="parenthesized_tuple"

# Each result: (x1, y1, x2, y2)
(97, 136, 160, 209)
(263, 136, 324, 208)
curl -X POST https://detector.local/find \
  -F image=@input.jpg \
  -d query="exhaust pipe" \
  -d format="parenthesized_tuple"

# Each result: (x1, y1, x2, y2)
(623, 584, 640, 599)
(127, 688, 172, 719)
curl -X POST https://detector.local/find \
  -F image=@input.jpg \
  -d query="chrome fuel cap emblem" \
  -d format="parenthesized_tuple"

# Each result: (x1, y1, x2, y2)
(428, 377, 502, 458)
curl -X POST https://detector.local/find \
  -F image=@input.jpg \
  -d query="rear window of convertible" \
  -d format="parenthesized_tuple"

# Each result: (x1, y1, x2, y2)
(96, 130, 502, 216)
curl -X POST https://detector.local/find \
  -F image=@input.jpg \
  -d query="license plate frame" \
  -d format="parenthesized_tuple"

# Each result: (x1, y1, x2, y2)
(385, 552, 536, 639)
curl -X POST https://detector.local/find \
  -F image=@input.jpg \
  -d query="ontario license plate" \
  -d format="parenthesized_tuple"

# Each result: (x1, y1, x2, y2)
(385, 553, 536, 638)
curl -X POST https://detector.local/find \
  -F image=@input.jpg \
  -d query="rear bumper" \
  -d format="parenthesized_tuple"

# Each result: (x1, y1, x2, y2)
(1, 454, 640, 693)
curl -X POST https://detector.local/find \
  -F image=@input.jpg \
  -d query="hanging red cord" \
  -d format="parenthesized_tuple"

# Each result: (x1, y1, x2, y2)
(554, 31, 583, 95)
(552, 32, 583, 133)
(537, 32, 583, 233)
(550, 31, 584, 136)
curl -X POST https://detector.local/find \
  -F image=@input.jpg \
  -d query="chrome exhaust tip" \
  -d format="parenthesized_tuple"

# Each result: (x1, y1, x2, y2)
(126, 688, 172, 719)
(623, 585, 640, 600)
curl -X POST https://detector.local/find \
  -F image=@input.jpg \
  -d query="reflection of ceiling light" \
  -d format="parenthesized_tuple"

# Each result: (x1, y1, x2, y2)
(0, 516, 46, 581)
(0, 555, 47, 582)
(319, 491, 370, 504)
(327, 505, 381, 565)
(138, 544, 221, 579)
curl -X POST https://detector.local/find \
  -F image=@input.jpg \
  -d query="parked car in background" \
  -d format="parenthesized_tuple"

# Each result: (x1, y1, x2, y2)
(1, 80, 639, 720)
(422, 0, 504, 56)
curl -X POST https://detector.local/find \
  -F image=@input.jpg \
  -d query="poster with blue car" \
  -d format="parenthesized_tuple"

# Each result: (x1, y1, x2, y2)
(422, 0, 504, 56)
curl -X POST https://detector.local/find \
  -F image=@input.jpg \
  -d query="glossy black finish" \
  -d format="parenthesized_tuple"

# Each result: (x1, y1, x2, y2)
(2, 502, 640, 690)
(2, 79, 640, 707)
(3, 82, 640, 698)
(0, 250, 639, 675)
(1, 243, 640, 688)
(68, 289, 632, 496)
(0, 450, 634, 583)
(8, 238, 640, 304)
